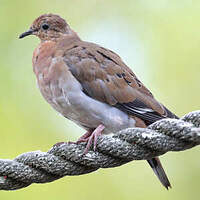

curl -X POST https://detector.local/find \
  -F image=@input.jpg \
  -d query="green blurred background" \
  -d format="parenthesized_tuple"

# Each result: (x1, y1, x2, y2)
(0, 0, 200, 199)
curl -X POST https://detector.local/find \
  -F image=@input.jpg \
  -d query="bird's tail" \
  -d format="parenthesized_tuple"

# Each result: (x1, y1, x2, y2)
(147, 157, 171, 189)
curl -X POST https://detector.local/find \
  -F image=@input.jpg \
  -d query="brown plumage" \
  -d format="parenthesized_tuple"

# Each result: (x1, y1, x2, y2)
(19, 13, 178, 189)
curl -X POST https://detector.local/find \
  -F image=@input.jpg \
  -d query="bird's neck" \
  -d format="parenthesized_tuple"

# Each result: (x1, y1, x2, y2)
(56, 32, 81, 50)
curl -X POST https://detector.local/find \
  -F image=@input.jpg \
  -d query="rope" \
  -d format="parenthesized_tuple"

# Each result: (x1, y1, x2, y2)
(0, 110, 199, 191)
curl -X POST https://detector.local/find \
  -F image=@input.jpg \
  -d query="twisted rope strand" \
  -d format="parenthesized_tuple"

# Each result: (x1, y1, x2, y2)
(0, 110, 199, 191)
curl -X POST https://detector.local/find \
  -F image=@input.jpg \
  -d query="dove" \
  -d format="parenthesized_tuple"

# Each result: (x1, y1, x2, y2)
(19, 14, 178, 189)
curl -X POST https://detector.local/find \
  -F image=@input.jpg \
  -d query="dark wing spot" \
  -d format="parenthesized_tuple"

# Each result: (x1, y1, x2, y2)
(116, 73, 122, 78)
(121, 73, 131, 84)
(97, 50, 118, 65)
(135, 77, 142, 87)
(124, 78, 131, 84)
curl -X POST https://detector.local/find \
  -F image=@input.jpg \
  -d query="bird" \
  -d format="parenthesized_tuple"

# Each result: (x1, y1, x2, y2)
(19, 13, 178, 189)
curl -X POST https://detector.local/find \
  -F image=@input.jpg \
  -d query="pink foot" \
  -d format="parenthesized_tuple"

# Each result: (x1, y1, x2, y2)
(76, 131, 92, 144)
(74, 124, 105, 154)
(54, 141, 67, 146)
(84, 124, 105, 154)
(68, 131, 92, 145)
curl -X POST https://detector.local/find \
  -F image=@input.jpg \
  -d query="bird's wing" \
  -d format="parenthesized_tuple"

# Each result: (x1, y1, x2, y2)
(63, 40, 177, 124)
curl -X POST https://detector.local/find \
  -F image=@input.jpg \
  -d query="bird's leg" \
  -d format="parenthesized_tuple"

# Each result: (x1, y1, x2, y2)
(68, 124, 105, 154)
(67, 131, 92, 145)
(83, 124, 105, 154)
(76, 131, 93, 144)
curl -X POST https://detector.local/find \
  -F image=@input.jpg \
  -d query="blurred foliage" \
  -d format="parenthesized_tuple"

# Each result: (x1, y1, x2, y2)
(0, 0, 200, 199)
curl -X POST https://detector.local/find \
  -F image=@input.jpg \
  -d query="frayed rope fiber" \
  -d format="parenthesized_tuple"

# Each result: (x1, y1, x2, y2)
(0, 110, 200, 190)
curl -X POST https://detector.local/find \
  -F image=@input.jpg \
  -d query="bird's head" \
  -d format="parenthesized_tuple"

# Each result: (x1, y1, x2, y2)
(19, 14, 73, 41)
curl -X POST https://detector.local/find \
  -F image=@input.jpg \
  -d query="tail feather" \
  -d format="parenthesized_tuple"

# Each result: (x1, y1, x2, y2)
(147, 157, 171, 189)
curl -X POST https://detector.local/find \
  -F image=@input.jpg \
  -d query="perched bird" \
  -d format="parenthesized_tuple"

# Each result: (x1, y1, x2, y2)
(19, 14, 178, 189)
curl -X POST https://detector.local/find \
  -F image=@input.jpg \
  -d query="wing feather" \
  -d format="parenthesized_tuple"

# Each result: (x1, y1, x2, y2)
(63, 40, 178, 124)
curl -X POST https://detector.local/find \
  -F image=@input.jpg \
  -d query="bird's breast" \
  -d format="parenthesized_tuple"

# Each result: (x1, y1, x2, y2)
(33, 41, 56, 76)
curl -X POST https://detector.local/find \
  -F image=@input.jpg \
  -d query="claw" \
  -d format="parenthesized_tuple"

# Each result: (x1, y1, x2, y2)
(76, 131, 92, 144)
(83, 124, 105, 154)
(68, 124, 105, 154)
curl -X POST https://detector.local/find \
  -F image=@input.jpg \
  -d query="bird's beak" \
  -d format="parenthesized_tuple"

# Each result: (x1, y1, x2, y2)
(19, 29, 35, 39)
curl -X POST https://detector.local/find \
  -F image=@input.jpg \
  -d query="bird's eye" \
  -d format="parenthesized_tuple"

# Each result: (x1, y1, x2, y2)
(41, 23, 49, 30)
